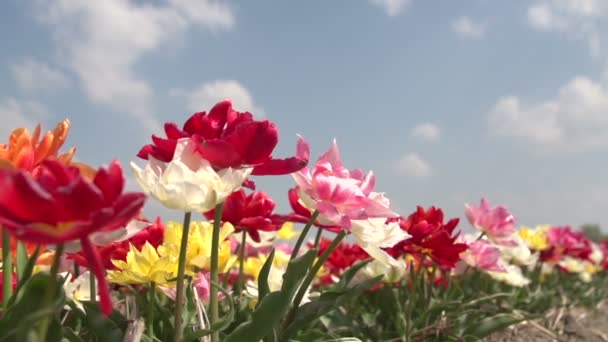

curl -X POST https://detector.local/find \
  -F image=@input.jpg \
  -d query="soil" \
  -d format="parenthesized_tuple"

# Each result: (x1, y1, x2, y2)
(483, 300, 608, 342)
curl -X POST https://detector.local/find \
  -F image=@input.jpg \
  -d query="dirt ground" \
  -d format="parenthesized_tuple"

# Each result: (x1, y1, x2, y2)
(483, 300, 608, 342)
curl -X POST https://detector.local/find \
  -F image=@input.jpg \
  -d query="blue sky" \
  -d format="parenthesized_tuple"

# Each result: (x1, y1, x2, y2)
(1, 0, 608, 231)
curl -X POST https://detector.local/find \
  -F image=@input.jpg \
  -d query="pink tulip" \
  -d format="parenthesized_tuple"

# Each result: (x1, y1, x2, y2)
(462, 240, 506, 272)
(292, 139, 397, 229)
(464, 198, 516, 246)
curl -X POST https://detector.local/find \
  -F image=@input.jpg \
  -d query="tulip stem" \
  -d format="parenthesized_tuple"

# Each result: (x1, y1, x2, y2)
(38, 243, 64, 342)
(209, 203, 224, 342)
(89, 270, 96, 304)
(313, 228, 323, 250)
(172, 211, 192, 342)
(2, 229, 12, 310)
(147, 282, 155, 338)
(236, 230, 247, 297)
(290, 210, 319, 260)
(283, 230, 346, 334)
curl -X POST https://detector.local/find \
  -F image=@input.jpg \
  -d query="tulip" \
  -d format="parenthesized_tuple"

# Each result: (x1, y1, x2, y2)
(137, 99, 308, 176)
(131, 138, 251, 212)
(0, 159, 146, 315)
(465, 198, 517, 246)
(292, 139, 398, 229)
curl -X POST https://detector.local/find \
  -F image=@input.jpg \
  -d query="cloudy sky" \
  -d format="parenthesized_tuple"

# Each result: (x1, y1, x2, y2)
(1, 0, 608, 231)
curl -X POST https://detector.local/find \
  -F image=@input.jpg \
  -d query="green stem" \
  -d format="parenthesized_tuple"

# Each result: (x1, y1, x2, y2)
(290, 210, 319, 260)
(475, 232, 486, 241)
(89, 269, 96, 303)
(16, 242, 27, 280)
(235, 230, 247, 297)
(172, 211, 192, 342)
(313, 228, 323, 250)
(38, 243, 64, 342)
(73, 263, 80, 277)
(147, 282, 155, 338)
(209, 203, 224, 342)
(2, 229, 12, 311)
(284, 230, 346, 328)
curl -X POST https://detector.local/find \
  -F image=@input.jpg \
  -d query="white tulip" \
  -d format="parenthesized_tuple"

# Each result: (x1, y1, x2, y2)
(131, 138, 252, 212)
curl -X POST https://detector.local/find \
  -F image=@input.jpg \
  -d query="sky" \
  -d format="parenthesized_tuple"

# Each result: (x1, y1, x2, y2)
(1, 0, 608, 232)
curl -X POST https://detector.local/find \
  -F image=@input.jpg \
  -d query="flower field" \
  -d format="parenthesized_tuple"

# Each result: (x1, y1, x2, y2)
(1, 100, 607, 341)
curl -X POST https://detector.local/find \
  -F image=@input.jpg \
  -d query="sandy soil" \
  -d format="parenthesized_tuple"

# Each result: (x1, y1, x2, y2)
(483, 300, 608, 342)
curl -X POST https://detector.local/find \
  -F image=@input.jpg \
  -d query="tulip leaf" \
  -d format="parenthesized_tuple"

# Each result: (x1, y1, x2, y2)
(280, 275, 382, 340)
(15, 242, 28, 280)
(6, 245, 41, 309)
(81, 301, 126, 342)
(224, 250, 316, 342)
(331, 259, 373, 290)
(258, 248, 275, 306)
(463, 313, 525, 338)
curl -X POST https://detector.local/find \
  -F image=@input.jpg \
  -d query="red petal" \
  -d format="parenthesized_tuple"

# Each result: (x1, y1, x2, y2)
(136, 144, 154, 160)
(207, 100, 232, 137)
(151, 135, 177, 161)
(225, 121, 278, 165)
(164, 123, 188, 140)
(0, 170, 56, 223)
(93, 160, 125, 203)
(251, 156, 308, 176)
(81, 237, 113, 316)
(195, 139, 242, 169)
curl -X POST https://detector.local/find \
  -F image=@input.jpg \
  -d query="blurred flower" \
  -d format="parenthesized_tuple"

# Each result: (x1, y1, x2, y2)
(0, 159, 146, 315)
(540, 226, 592, 263)
(137, 99, 308, 177)
(351, 259, 405, 286)
(465, 198, 516, 246)
(316, 239, 370, 284)
(459, 239, 505, 272)
(350, 214, 409, 268)
(498, 234, 537, 267)
(518, 225, 550, 251)
(292, 139, 397, 229)
(487, 264, 530, 287)
(132, 138, 251, 212)
(61, 271, 98, 312)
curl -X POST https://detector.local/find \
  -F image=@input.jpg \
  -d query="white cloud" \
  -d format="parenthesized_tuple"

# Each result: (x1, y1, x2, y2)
(488, 76, 608, 151)
(173, 80, 265, 117)
(411, 122, 440, 142)
(11, 57, 69, 92)
(369, 0, 411, 17)
(0, 98, 51, 140)
(527, 0, 608, 58)
(395, 153, 432, 178)
(30, 0, 235, 133)
(451, 16, 486, 39)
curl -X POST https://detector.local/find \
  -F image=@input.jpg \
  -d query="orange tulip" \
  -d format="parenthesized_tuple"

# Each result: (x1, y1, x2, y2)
(0, 119, 96, 177)
(0, 119, 95, 262)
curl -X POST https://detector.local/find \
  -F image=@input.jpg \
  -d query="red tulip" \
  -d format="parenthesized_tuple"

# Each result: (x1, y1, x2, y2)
(386, 206, 468, 269)
(0, 159, 146, 315)
(204, 190, 284, 242)
(137, 100, 308, 177)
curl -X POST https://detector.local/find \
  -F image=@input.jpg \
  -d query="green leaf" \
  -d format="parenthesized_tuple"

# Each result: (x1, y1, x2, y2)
(81, 301, 126, 342)
(280, 275, 383, 340)
(62, 327, 84, 342)
(224, 250, 317, 342)
(257, 249, 275, 307)
(6, 245, 41, 309)
(331, 259, 372, 290)
(463, 313, 525, 338)
(15, 242, 28, 280)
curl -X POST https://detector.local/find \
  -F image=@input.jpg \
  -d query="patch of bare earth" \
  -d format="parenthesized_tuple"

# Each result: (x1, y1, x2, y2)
(483, 300, 608, 342)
